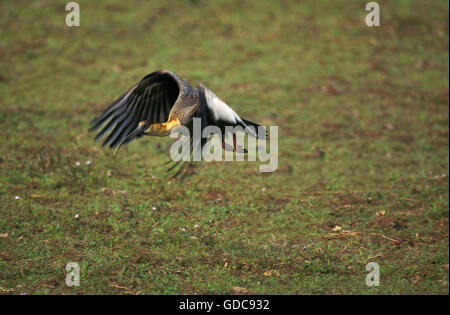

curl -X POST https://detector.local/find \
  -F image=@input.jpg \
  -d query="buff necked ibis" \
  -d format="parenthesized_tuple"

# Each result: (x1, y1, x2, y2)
(89, 70, 266, 158)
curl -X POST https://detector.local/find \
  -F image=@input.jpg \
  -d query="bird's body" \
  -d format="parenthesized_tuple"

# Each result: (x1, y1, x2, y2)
(90, 70, 265, 158)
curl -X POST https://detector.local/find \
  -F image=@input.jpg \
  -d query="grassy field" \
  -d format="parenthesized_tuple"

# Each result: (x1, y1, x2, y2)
(0, 0, 448, 295)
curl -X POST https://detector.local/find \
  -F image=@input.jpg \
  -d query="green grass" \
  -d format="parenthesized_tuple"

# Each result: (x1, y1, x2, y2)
(0, 0, 448, 294)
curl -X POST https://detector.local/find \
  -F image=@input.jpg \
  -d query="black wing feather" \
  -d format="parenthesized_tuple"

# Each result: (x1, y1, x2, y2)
(146, 85, 157, 122)
(89, 88, 135, 130)
(152, 83, 162, 123)
(102, 95, 140, 147)
(140, 85, 152, 123)
(94, 95, 137, 142)
(110, 95, 145, 148)
(160, 85, 168, 122)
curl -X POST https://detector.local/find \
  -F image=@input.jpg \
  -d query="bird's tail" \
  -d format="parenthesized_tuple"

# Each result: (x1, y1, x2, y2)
(241, 119, 267, 139)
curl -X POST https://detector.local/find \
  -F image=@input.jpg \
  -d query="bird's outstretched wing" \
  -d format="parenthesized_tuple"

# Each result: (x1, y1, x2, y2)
(198, 84, 266, 139)
(89, 70, 181, 148)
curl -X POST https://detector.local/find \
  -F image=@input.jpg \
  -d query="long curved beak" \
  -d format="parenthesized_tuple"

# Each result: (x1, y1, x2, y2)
(114, 126, 146, 158)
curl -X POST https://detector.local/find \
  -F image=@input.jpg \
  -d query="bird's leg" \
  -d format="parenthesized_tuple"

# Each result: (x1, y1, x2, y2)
(221, 133, 247, 153)
(221, 133, 237, 152)
(146, 118, 181, 137)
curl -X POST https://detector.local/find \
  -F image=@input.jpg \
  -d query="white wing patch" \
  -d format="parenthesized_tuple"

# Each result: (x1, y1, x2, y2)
(202, 86, 243, 125)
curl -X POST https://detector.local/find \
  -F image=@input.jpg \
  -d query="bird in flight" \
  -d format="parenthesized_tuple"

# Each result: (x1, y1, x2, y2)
(90, 70, 266, 160)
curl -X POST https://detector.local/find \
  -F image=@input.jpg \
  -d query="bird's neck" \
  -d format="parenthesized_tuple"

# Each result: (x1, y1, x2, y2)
(147, 118, 181, 137)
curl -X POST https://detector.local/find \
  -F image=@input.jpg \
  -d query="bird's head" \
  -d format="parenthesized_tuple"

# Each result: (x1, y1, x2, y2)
(114, 119, 179, 157)
(137, 120, 152, 133)
(114, 120, 151, 157)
